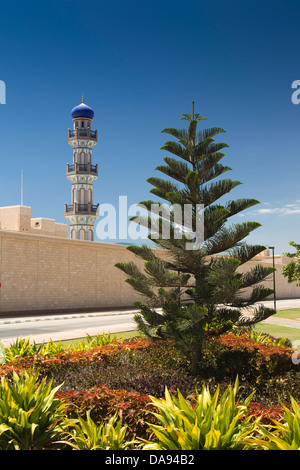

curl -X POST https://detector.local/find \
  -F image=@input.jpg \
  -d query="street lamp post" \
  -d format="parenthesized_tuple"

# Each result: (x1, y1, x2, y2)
(268, 246, 276, 310)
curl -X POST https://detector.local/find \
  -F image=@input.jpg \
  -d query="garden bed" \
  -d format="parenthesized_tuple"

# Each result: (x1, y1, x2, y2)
(2, 332, 300, 412)
(1, 330, 300, 449)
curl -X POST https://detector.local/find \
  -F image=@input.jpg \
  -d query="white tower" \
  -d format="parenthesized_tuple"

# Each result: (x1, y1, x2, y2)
(64, 98, 99, 241)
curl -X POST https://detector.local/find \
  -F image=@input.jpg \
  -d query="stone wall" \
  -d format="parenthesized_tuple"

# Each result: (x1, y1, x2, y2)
(0, 206, 68, 238)
(0, 229, 299, 315)
(241, 255, 300, 301)
(0, 230, 143, 314)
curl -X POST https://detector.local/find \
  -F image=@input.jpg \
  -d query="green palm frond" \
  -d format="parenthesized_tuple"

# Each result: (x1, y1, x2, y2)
(195, 142, 229, 160)
(161, 141, 190, 162)
(161, 127, 189, 141)
(236, 305, 276, 325)
(241, 264, 275, 287)
(199, 179, 242, 207)
(127, 244, 158, 261)
(227, 243, 268, 264)
(204, 222, 262, 255)
(225, 198, 260, 216)
(196, 126, 226, 143)
(201, 163, 232, 183)
(156, 157, 190, 183)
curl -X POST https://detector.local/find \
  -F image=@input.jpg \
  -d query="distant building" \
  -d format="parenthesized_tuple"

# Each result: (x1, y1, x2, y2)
(64, 98, 99, 241)
(0, 205, 67, 238)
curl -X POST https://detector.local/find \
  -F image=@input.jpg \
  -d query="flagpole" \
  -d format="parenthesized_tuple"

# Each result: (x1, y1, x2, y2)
(21, 169, 23, 205)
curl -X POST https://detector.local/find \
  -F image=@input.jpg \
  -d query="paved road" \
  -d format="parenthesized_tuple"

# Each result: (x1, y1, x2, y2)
(246, 298, 300, 330)
(0, 309, 138, 346)
(253, 298, 300, 311)
(1, 299, 300, 346)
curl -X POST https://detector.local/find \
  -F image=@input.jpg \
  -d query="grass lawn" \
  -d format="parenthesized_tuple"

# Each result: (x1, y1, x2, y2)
(274, 308, 300, 320)
(59, 329, 140, 348)
(252, 308, 300, 343)
(253, 323, 300, 343)
(62, 324, 300, 345)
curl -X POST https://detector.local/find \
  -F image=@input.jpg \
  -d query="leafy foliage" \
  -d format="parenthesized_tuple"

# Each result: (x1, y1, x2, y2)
(0, 371, 68, 450)
(56, 385, 156, 441)
(63, 411, 134, 450)
(3, 332, 119, 362)
(142, 377, 257, 450)
(4, 336, 47, 361)
(282, 241, 300, 285)
(0, 332, 300, 449)
(116, 105, 276, 374)
(0, 342, 5, 365)
(246, 395, 300, 450)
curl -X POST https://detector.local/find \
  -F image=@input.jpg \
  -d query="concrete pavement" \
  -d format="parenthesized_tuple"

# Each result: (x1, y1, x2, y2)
(254, 298, 300, 311)
(1, 299, 300, 336)
(0, 309, 139, 346)
(0, 307, 139, 325)
(246, 298, 300, 330)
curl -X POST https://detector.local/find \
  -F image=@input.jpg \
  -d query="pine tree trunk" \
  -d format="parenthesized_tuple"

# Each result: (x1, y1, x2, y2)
(191, 344, 201, 376)
(190, 330, 203, 376)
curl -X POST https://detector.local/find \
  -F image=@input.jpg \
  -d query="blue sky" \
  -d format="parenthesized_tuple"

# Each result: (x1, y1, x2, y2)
(1, 0, 300, 254)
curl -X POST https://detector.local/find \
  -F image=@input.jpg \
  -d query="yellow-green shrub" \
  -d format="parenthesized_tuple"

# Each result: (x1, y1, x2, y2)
(142, 377, 258, 450)
(63, 411, 134, 450)
(0, 371, 68, 450)
(246, 394, 300, 450)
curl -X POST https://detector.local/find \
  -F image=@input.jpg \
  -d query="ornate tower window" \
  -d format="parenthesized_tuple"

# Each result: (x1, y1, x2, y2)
(65, 97, 99, 241)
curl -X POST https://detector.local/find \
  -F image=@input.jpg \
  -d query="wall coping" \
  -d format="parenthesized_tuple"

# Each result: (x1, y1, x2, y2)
(0, 229, 295, 263)
(0, 229, 132, 250)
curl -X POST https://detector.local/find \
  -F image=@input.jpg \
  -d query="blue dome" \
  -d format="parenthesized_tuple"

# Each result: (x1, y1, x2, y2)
(71, 102, 94, 120)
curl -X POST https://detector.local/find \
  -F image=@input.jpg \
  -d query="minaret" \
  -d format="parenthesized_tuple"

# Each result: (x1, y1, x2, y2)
(64, 97, 99, 241)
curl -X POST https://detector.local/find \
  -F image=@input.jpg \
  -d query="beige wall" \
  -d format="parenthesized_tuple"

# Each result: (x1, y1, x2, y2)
(0, 206, 24, 231)
(241, 255, 300, 300)
(0, 230, 143, 314)
(30, 217, 67, 238)
(0, 206, 68, 238)
(0, 229, 299, 315)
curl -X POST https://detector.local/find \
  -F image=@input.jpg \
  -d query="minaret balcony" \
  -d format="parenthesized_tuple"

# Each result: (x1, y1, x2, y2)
(64, 202, 99, 216)
(68, 128, 98, 142)
(67, 163, 98, 176)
